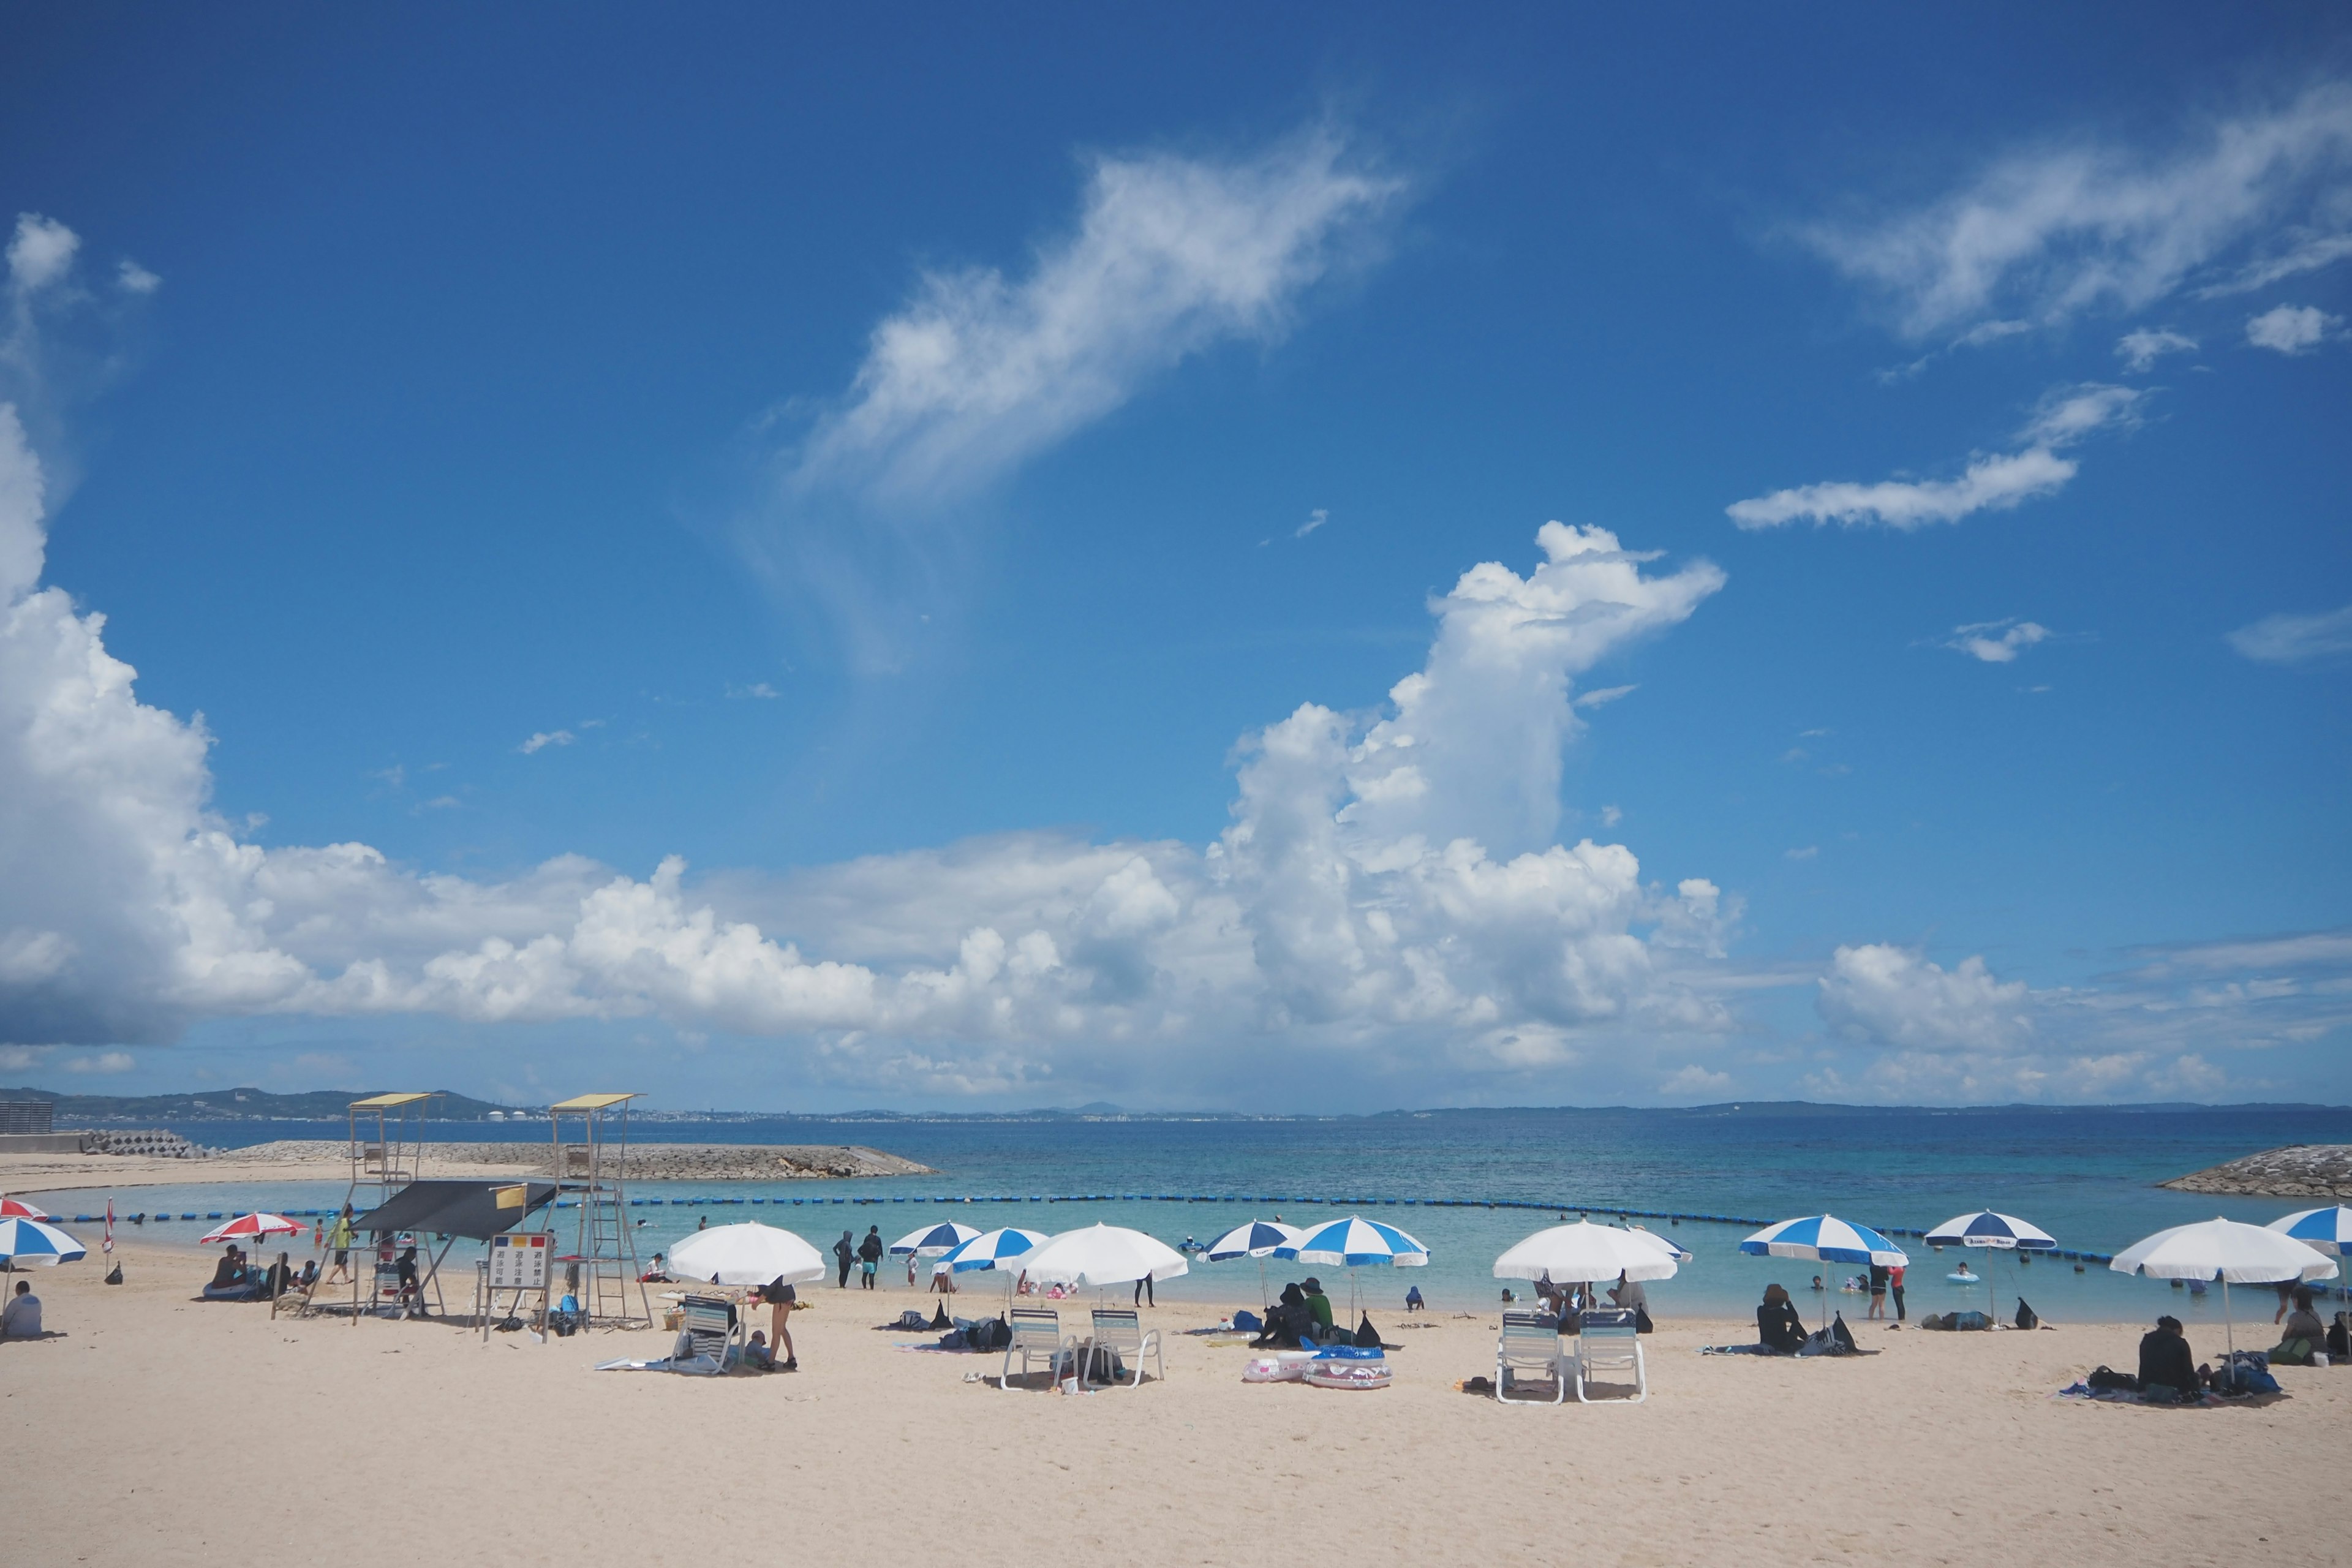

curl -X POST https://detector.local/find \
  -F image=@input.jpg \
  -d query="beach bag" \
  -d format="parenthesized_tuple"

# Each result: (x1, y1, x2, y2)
(1353, 1313, 1382, 1348)
(1232, 1309, 1262, 1333)
(105, 1264, 123, 1285)
(2329, 1314, 2350, 1359)
(967, 1317, 1010, 1352)
(2015, 1298, 2040, 1330)
(937, 1329, 968, 1350)
(1831, 1313, 1857, 1352)
(2086, 1365, 2140, 1393)
(1635, 1306, 1654, 1334)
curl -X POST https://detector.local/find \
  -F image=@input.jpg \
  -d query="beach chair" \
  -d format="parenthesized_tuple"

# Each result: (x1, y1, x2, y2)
(1572, 1306, 1646, 1404)
(1086, 1307, 1164, 1388)
(676, 1294, 744, 1374)
(1495, 1311, 1568, 1406)
(1001, 1306, 1075, 1390)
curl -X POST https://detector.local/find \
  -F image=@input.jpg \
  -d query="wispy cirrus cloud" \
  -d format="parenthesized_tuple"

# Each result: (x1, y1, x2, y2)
(1800, 81, 2352, 338)
(1727, 383, 2141, 530)
(2115, 326, 2198, 371)
(2227, 603, 2352, 664)
(1943, 618, 2052, 663)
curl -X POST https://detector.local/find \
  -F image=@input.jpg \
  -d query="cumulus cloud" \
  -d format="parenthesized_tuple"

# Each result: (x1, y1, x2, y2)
(517, 729, 575, 754)
(115, 260, 160, 296)
(1, 439, 1738, 1095)
(1817, 944, 2033, 1052)
(6, 216, 79, 294)
(2227, 603, 2352, 664)
(1800, 83, 2352, 337)
(1945, 618, 2051, 663)
(2245, 303, 2339, 353)
(1728, 384, 2138, 531)
(2116, 326, 2198, 371)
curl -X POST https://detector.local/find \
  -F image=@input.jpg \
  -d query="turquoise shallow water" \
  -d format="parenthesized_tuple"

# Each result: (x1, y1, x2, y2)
(27, 1106, 2351, 1327)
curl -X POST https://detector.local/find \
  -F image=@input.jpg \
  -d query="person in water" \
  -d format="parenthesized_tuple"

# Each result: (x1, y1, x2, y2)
(1757, 1283, 1807, 1354)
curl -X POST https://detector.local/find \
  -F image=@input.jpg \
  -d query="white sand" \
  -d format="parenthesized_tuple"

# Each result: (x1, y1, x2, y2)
(4, 1240, 2340, 1566)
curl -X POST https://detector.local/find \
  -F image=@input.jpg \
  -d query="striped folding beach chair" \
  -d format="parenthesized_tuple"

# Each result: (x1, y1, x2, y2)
(1001, 1306, 1075, 1390)
(1086, 1307, 1164, 1388)
(1572, 1306, 1646, 1404)
(1494, 1311, 1568, 1406)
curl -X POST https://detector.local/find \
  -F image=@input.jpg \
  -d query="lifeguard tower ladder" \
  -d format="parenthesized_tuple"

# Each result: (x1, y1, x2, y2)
(300, 1091, 440, 1321)
(550, 1093, 649, 1329)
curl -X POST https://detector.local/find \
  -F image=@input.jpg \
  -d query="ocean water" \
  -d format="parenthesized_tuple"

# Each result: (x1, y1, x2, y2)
(27, 1106, 2350, 1328)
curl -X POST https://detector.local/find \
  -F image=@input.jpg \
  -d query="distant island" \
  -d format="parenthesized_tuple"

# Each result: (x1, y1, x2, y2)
(6, 1085, 2345, 1125)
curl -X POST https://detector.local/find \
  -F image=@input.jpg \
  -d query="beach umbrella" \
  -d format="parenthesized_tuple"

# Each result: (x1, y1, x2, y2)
(888, 1221, 981, 1257)
(1204, 1219, 1305, 1307)
(1623, 1224, 1694, 1264)
(1924, 1210, 2057, 1322)
(2110, 1216, 2338, 1367)
(0, 1197, 53, 1220)
(933, 1226, 1049, 1274)
(1017, 1224, 1189, 1292)
(669, 1222, 827, 1288)
(2266, 1206, 2352, 1278)
(1740, 1215, 1909, 1333)
(1494, 1221, 1681, 1286)
(0, 1216, 86, 1268)
(1284, 1214, 1429, 1319)
(198, 1212, 304, 1246)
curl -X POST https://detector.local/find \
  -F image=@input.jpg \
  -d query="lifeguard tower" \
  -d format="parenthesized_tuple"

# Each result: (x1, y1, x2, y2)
(297, 1091, 441, 1320)
(549, 1093, 649, 1329)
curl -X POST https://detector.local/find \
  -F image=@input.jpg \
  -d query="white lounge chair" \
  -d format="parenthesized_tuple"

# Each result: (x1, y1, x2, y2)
(1001, 1306, 1075, 1390)
(676, 1294, 744, 1374)
(1573, 1306, 1646, 1403)
(1494, 1311, 1567, 1406)
(1086, 1307, 1164, 1388)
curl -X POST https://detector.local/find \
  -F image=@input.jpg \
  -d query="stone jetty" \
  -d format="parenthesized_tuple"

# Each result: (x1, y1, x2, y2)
(2162, 1144, 2352, 1199)
(219, 1140, 935, 1180)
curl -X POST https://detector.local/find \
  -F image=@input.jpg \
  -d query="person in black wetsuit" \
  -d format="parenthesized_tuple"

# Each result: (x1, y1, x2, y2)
(2138, 1315, 2202, 1398)
(1757, 1283, 1807, 1354)
(833, 1231, 855, 1289)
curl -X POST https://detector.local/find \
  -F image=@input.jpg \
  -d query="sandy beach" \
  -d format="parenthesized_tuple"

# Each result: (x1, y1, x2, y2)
(4, 1240, 2341, 1567)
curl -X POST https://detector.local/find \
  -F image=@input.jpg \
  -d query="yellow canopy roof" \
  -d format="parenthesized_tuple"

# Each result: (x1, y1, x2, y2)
(349, 1092, 438, 1109)
(549, 1093, 639, 1112)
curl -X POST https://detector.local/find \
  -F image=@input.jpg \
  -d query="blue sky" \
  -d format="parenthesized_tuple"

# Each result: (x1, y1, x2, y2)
(1, 6, 2347, 1110)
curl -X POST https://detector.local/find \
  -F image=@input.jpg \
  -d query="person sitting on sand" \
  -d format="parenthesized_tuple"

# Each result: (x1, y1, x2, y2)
(2, 1278, 41, 1338)
(1302, 1278, 1335, 1339)
(263, 1251, 299, 1298)
(640, 1252, 671, 1283)
(2138, 1314, 2203, 1400)
(744, 1330, 775, 1371)
(932, 1265, 958, 1296)
(209, 1250, 247, 1292)
(297, 1259, 318, 1292)
(1250, 1284, 1311, 1349)
(1405, 1285, 1424, 1313)
(395, 1245, 428, 1316)
(1757, 1284, 1806, 1355)
(2269, 1291, 2326, 1365)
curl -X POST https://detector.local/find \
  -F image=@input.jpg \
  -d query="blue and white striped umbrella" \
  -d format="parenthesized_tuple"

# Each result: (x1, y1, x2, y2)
(1282, 1215, 1430, 1268)
(1923, 1210, 2057, 1250)
(2267, 1206, 2352, 1257)
(1205, 1219, 1304, 1261)
(889, 1221, 982, 1257)
(0, 1216, 87, 1266)
(1623, 1224, 1694, 1263)
(1740, 1214, 1909, 1267)
(933, 1226, 1049, 1274)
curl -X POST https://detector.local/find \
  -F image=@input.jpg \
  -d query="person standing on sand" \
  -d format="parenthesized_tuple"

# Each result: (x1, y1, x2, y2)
(758, 1278, 801, 1371)
(833, 1231, 854, 1289)
(1889, 1262, 1906, 1322)
(1867, 1262, 1889, 1319)
(858, 1226, 884, 1289)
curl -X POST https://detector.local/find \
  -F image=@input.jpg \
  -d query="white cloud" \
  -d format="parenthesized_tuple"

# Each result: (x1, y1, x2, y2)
(1817, 943, 2032, 1052)
(1800, 83, 2352, 336)
(1728, 446, 2073, 531)
(1945, 618, 2052, 663)
(65, 1050, 133, 1074)
(2199, 230, 2352, 295)
(517, 729, 575, 754)
(115, 259, 160, 296)
(727, 682, 781, 700)
(6, 216, 78, 293)
(2245, 303, 2339, 353)
(2226, 603, 2352, 664)
(1572, 684, 1636, 710)
(1728, 383, 2138, 531)
(792, 126, 1401, 508)
(2116, 326, 2198, 371)
(1, 443, 1740, 1096)
(1785, 846, 1818, 861)
(1297, 507, 1328, 538)
(1660, 1064, 1732, 1096)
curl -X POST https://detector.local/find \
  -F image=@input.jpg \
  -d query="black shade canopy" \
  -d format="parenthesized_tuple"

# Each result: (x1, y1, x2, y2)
(352, 1180, 558, 1241)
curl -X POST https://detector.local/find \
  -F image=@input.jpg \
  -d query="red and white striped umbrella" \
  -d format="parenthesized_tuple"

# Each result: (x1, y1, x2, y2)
(0, 1196, 54, 1219)
(198, 1212, 304, 1245)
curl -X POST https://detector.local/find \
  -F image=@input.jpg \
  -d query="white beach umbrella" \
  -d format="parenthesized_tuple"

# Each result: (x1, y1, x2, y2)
(0, 1216, 86, 1268)
(1017, 1224, 1189, 1291)
(668, 1222, 827, 1288)
(2110, 1216, 2338, 1367)
(1494, 1221, 1681, 1286)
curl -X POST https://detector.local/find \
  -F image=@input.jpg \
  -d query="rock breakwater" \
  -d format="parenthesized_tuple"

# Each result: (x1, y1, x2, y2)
(2162, 1144, 2352, 1199)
